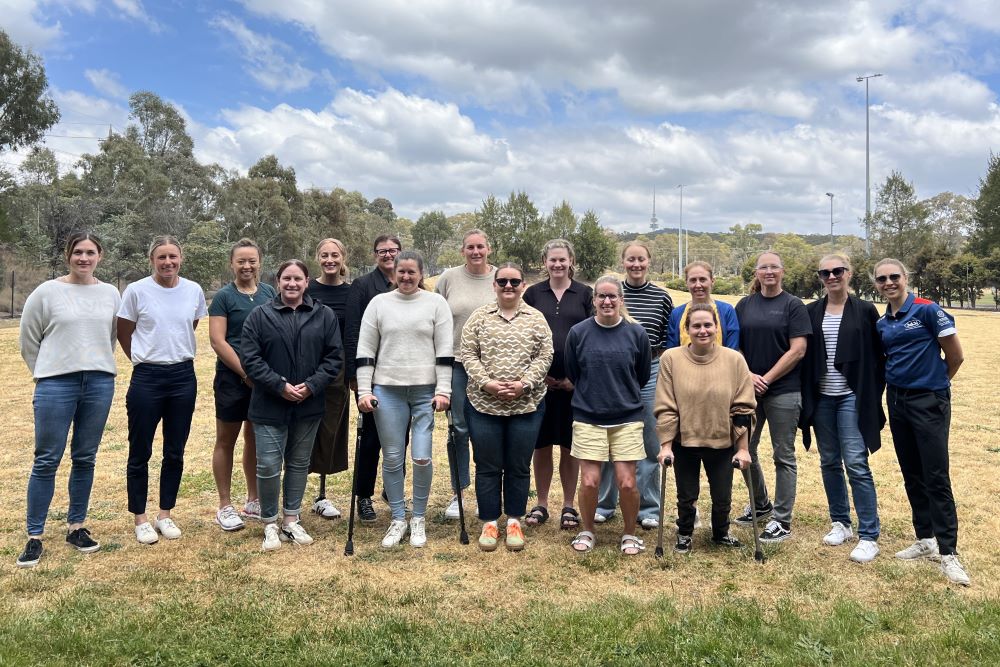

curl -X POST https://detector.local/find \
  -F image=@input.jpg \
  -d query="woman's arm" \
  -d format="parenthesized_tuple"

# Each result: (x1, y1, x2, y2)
(238, 311, 285, 395)
(116, 318, 136, 362)
(18, 288, 45, 373)
(939, 334, 964, 380)
(653, 355, 679, 458)
(209, 316, 247, 378)
(757, 335, 807, 393)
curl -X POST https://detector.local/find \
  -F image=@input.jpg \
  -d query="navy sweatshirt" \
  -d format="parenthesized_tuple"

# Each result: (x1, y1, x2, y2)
(564, 317, 651, 425)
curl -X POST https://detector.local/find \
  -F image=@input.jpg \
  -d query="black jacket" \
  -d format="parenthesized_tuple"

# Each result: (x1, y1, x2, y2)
(799, 295, 886, 453)
(240, 294, 343, 426)
(344, 268, 393, 380)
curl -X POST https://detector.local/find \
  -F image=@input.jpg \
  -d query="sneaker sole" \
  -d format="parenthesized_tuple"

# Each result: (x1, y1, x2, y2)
(759, 534, 791, 544)
(261, 542, 281, 552)
(16, 559, 40, 568)
(313, 507, 342, 520)
(68, 543, 101, 553)
(216, 520, 246, 532)
(505, 541, 525, 552)
(410, 540, 426, 548)
(734, 513, 772, 526)
(359, 516, 377, 524)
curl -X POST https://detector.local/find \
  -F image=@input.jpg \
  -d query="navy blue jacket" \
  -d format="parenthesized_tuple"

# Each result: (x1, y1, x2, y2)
(240, 294, 343, 426)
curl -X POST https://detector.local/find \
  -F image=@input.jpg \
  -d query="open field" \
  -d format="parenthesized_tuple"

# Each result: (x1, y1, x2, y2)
(1, 290, 998, 665)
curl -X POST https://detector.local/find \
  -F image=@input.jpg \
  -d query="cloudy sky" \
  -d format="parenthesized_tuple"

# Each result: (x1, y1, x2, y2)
(4, 0, 1000, 237)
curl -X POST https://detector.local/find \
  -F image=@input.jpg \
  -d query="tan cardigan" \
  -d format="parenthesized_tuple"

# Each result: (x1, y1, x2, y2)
(654, 345, 757, 449)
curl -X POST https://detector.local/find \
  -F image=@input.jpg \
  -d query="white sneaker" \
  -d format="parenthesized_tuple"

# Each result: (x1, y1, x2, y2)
(823, 521, 854, 546)
(242, 499, 262, 521)
(381, 519, 408, 549)
(410, 517, 427, 547)
(640, 517, 659, 530)
(940, 554, 971, 586)
(895, 537, 939, 561)
(279, 521, 314, 546)
(444, 495, 461, 520)
(594, 512, 610, 524)
(262, 523, 281, 551)
(850, 539, 880, 563)
(215, 505, 245, 532)
(135, 522, 159, 545)
(154, 517, 182, 540)
(312, 498, 342, 520)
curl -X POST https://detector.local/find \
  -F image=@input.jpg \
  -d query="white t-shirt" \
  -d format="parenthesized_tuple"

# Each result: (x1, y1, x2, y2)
(118, 276, 208, 365)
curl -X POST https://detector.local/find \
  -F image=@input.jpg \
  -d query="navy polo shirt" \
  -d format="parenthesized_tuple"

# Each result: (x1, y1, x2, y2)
(877, 293, 956, 391)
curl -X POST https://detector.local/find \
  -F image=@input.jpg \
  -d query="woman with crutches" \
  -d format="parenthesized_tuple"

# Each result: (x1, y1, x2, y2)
(655, 303, 756, 554)
(355, 251, 453, 549)
(460, 263, 553, 552)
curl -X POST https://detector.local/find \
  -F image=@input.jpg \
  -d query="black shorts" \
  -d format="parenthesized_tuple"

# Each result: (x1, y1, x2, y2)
(214, 366, 251, 423)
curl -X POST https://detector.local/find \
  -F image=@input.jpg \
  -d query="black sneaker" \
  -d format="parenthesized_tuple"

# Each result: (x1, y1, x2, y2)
(358, 497, 377, 524)
(711, 534, 743, 548)
(16, 538, 43, 568)
(759, 520, 792, 543)
(674, 533, 692, 554)
(66, 527, 100, 553)
(733, 502, 773, 526)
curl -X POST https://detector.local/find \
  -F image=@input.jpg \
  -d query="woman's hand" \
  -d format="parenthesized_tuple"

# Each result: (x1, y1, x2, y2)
(281, 383, 305, 402)
(657, 444, 674, 467)
(732, 449, 752, 471)
(751, 373, 769, 395)
(357, 394, 378, 413)
(431, 394, 450, 412)
(543, 375, 559, 389)
(294, 383, 311, 399)
(484, 380, 504, 397)
(559, 378, 574, 391)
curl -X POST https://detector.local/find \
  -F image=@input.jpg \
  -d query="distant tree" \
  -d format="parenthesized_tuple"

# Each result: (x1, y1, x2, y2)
(970, 152, 1000, 256)
(0, 29, 61, 152)
(412, 210, 453, 271)
(871, 171, 931, 266)
(544, 200, 578, 241)
(368, 197, 396, 224)
(477, 194, 507, 260)
(912, 241, 956, 306)
(983, 248, 1000, 310)
(922, 192, 975, 255)
(949, 253, 987, 308)
(724, 223, 763, 274)
(571, 210, 616, 280)
(182, 220, 230, 289)
(127, 91, 194, 158)
(502, 191, 545, 270)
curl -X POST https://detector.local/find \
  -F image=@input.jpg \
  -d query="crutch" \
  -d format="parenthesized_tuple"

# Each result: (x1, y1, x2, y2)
(654, 456, 672, 559)
(445, 410, 469, 545)
(344, 399, 376, 556)
(737, 460, 766, 563)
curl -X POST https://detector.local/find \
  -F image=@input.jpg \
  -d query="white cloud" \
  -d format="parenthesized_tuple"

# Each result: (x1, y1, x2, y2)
(109, 0, 159, 31)
(210, 14, 316, 93)
(84, 68, 128, 99)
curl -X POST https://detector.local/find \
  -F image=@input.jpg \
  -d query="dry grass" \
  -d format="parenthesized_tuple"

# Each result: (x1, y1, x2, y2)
(0, 290, 998, 654)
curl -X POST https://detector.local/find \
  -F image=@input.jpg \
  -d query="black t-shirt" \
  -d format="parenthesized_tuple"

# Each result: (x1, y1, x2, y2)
(307, 279, 349, 345)
(735, 290, 811, 395)
(523, 279, 593, 379)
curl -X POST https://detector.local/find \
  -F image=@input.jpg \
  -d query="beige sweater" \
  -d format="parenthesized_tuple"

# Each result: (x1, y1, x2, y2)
(654, 345, 756, 449)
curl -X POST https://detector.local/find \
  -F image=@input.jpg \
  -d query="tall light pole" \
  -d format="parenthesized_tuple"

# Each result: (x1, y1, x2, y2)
(676, 184, 684, 270)
(826, 192, 835, 248)
(857, 73, 882, 255)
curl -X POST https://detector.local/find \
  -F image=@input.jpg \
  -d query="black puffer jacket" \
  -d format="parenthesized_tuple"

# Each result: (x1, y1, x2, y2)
(240, 294, 343, 426)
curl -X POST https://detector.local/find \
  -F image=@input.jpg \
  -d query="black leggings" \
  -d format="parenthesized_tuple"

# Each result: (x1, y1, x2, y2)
(674, 445, 735, 540)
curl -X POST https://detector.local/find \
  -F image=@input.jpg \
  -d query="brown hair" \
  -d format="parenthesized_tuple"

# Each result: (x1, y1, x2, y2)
(372, 234, 402, 253)
(541, 238, 577, 279)
(394, 250, 426, 290)
(462, 228, 491, 247)
(315, 238, 350, 280)
(276, 259, 309, 280)
(495, 261, 524, 281)
(684, 260, 714, 280)
(148, 235, 182, 259)
(230, 237, 262, 261)
(685, 302, 718, 327)
(64, 232, 103, 263)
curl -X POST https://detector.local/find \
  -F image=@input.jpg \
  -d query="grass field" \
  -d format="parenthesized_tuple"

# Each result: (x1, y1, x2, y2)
(0, 290, 998, 666)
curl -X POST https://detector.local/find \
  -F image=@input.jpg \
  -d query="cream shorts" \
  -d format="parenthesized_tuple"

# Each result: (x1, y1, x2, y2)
(570, 421, 644, 462)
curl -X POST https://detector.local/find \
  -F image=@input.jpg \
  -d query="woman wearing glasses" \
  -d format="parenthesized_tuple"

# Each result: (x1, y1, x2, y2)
(799, 255, 884, 563)
(734, 251, 811, 543)
(564, 276, 651, 555)
(873, 258, 969, 586)
(461, 264, 553, 551)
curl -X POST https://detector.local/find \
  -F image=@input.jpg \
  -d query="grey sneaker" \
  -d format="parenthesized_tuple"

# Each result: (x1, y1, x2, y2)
(242, 499, 262, 521)
(216, 505, 246, 532)
(895, 537, 939, 561)
(940, 554, 971, 586)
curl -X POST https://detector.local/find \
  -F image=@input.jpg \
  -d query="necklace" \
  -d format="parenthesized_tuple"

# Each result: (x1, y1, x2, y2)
(236, 283, 258, 301)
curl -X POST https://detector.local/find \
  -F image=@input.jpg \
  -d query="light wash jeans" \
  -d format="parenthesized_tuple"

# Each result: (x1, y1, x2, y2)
(373, 384, 436, 520)
(597, 357, 661, 521)
(28, 371, 115, 536)
(254, 419, 322, 523)
(747, 391, 801, 525)
(813, 393, 880, 541)
(449, 364, 471, 491)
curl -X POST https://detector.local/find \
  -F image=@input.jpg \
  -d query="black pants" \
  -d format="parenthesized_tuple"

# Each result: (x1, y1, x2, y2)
(126, 362, 197, 515)
(887, 385, 958, 555)
(355, 410, 408, 499)
(674, 445, 735, 540)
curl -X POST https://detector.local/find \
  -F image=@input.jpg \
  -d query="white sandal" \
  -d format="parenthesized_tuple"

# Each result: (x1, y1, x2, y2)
(571, 530, 596, 553)
(620, 534, 645, 556)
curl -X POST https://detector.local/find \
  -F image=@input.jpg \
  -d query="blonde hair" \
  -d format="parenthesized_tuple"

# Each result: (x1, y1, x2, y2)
(148, 235, 181, 259)
(315, 238, 350, 280)
(541, 238, 577, 279)
(874, 257, 908, 277)
(462, 228, 491, 247)
(684, 260, 714, 280)
(749, 251, 782, 294)
(593, 275, 636, 324)
(621, 242, 651, 260)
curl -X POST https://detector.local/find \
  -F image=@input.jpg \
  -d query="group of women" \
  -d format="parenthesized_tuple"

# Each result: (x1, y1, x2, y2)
(15, 231, 971, 587)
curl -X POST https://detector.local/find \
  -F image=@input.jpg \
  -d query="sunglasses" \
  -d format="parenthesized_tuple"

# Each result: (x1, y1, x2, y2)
(817, 267, 848, 280)
(495, 277, 523, 287)
(875, 273, 903, 284)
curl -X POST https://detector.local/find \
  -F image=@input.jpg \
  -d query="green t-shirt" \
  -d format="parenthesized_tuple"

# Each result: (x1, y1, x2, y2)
(208, 281, 277, 368)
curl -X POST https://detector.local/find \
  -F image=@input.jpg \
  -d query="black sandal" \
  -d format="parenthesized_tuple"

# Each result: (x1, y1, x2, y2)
(560, 507, 580, 530)
(525, 505, 549, 526)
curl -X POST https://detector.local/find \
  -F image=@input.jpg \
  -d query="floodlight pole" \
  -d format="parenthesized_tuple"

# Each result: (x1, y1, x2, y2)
(857, 73, 882, 255)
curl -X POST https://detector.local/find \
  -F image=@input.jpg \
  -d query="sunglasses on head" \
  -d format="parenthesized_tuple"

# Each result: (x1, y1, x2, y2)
(495, 277, 522, 287)
(875, 273, 903, 284)
(817, 267, 848, 280)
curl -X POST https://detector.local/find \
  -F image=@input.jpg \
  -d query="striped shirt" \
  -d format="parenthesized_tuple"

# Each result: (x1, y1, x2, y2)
(819, 311, 851, 396)
(622, 281, 673, 350)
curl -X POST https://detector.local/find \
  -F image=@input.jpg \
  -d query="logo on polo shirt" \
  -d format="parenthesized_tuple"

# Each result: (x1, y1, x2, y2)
(904, 319, 923, 330)
(937, 311, 951, 327)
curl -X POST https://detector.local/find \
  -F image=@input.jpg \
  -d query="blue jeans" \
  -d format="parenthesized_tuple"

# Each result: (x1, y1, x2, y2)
(27, 372, 115, 536)
(465, 399, 545, 521)
(597, 357, 661, 521)
(449, 364, 471, 491)
(813, 394, 881, 541)
(373, 384, 436, 520)
(254, 419, 322, 523)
